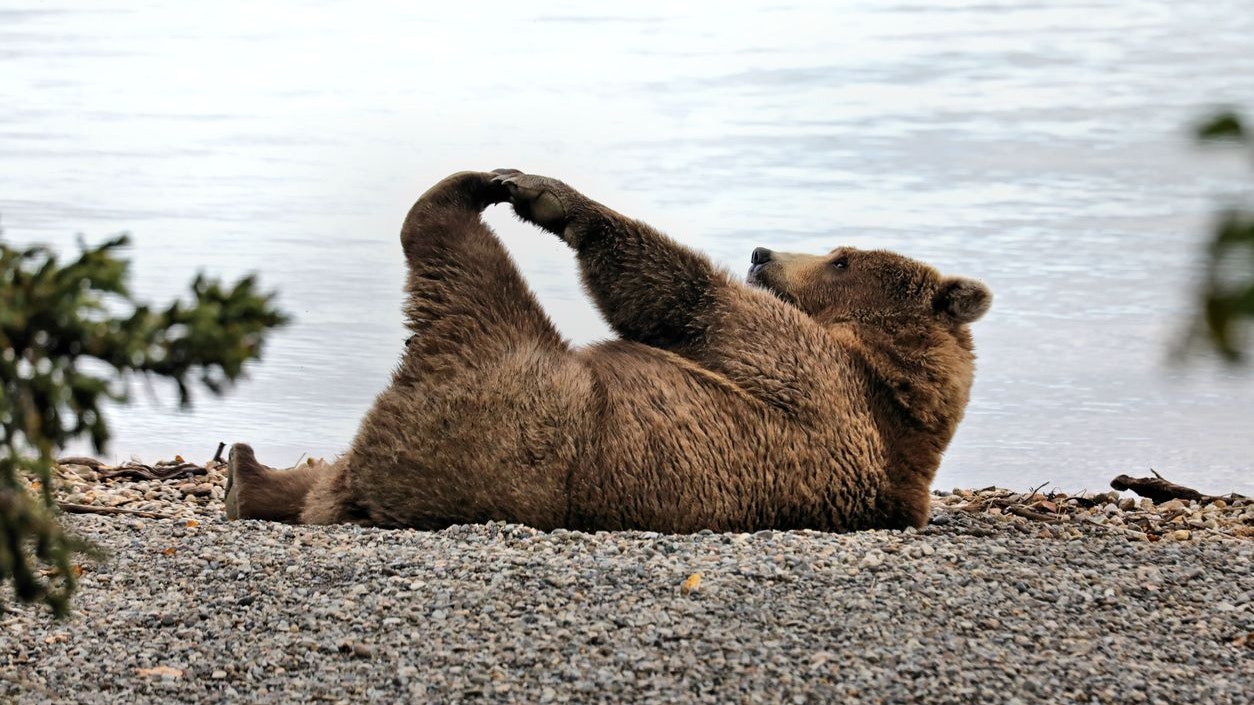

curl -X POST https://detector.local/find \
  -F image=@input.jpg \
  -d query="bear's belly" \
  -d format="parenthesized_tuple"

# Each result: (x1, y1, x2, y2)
(348, 343, 597, 530)
(569, 345, 886, 532)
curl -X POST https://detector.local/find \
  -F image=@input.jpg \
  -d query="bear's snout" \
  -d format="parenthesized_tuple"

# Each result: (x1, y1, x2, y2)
(748, 247, 775, 283)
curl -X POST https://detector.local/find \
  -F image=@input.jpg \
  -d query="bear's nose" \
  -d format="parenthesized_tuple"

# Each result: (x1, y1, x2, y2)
(751, 247, 772, 265)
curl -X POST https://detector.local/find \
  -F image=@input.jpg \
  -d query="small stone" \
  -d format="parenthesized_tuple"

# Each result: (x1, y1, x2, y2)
(338, 641, 372, 659)
(1171, 529, 1191, 541)
(858, 551, 884, 569)
(177, 482, 213, 497)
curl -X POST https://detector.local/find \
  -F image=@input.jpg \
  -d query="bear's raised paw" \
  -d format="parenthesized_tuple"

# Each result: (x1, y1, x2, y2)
(492, 170, 575, 235)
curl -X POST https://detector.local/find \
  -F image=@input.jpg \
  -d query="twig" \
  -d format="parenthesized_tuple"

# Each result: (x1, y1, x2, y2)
(213, 442, 226, 464)
(1005, 505, 1061, 524)
(1064, 493, 1104, 508)
(57, 502, 171, 519)
(1024, 482, 1050, 500)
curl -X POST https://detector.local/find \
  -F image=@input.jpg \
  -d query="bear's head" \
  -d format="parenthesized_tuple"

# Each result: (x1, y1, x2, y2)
(747, 244, 991, 528)
(746, 246, 991, 328)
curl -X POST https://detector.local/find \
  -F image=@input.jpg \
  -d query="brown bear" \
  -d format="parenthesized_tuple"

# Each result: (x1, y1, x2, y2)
(225, 169, 991, 532)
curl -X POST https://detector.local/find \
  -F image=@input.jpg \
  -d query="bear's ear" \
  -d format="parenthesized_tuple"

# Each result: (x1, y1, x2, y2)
(933, 276, 992, 324)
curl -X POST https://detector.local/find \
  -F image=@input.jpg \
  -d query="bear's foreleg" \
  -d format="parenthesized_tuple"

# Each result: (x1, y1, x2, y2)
(495, 170, 839, 415)
(494, 171, 731, 352)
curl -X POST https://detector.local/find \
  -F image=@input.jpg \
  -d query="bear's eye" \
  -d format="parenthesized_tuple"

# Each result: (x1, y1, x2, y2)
(831, 256, 849, 270)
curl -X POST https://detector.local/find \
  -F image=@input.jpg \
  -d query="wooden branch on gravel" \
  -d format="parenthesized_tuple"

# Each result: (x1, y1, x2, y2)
(56, 502, 171, 519)
(1109, 473, 1246, 504)
(1111, 474, 1206, 503)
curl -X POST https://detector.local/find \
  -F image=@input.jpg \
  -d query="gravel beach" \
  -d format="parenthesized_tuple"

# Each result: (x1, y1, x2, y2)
(2, 462, 1252, 704)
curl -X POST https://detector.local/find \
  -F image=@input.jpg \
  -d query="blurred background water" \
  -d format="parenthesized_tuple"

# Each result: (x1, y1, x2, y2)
(2, 0, 1252, 493)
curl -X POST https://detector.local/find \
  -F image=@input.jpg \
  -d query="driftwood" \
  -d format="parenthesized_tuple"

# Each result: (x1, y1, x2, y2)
(1109, 472, 1247, 505)
(56, 502, 171, 519)
(55, 456, 105, 469)
(97, 461, 206, 482)
(952, 495, 1063, 524)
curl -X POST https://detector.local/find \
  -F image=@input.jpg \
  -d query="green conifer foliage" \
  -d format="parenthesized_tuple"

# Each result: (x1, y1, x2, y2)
(1, 234, 287, 616)
(1192, 111, 1254, 362)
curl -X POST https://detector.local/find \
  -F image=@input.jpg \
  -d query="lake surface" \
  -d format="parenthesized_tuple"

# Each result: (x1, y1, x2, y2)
(3, 0, 1252, 494)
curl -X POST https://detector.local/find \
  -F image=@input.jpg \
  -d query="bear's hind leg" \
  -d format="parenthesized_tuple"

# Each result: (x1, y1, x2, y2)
(299, 454, 373, 525)
(225, 443, 324, 523)
(334, 172, 584, 529)
(397, 170, 566, 380)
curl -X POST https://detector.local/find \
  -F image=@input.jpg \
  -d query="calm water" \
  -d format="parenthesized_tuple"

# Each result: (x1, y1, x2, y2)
(3, 1, 1252, 494)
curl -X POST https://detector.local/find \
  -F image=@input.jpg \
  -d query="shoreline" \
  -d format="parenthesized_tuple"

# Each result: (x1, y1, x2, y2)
(1, 461, 1250, 704)
(44, 456, 1254, 543)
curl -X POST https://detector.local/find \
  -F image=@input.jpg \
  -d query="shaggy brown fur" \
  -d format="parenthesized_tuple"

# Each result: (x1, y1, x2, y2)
(225, 169, 991, 532)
